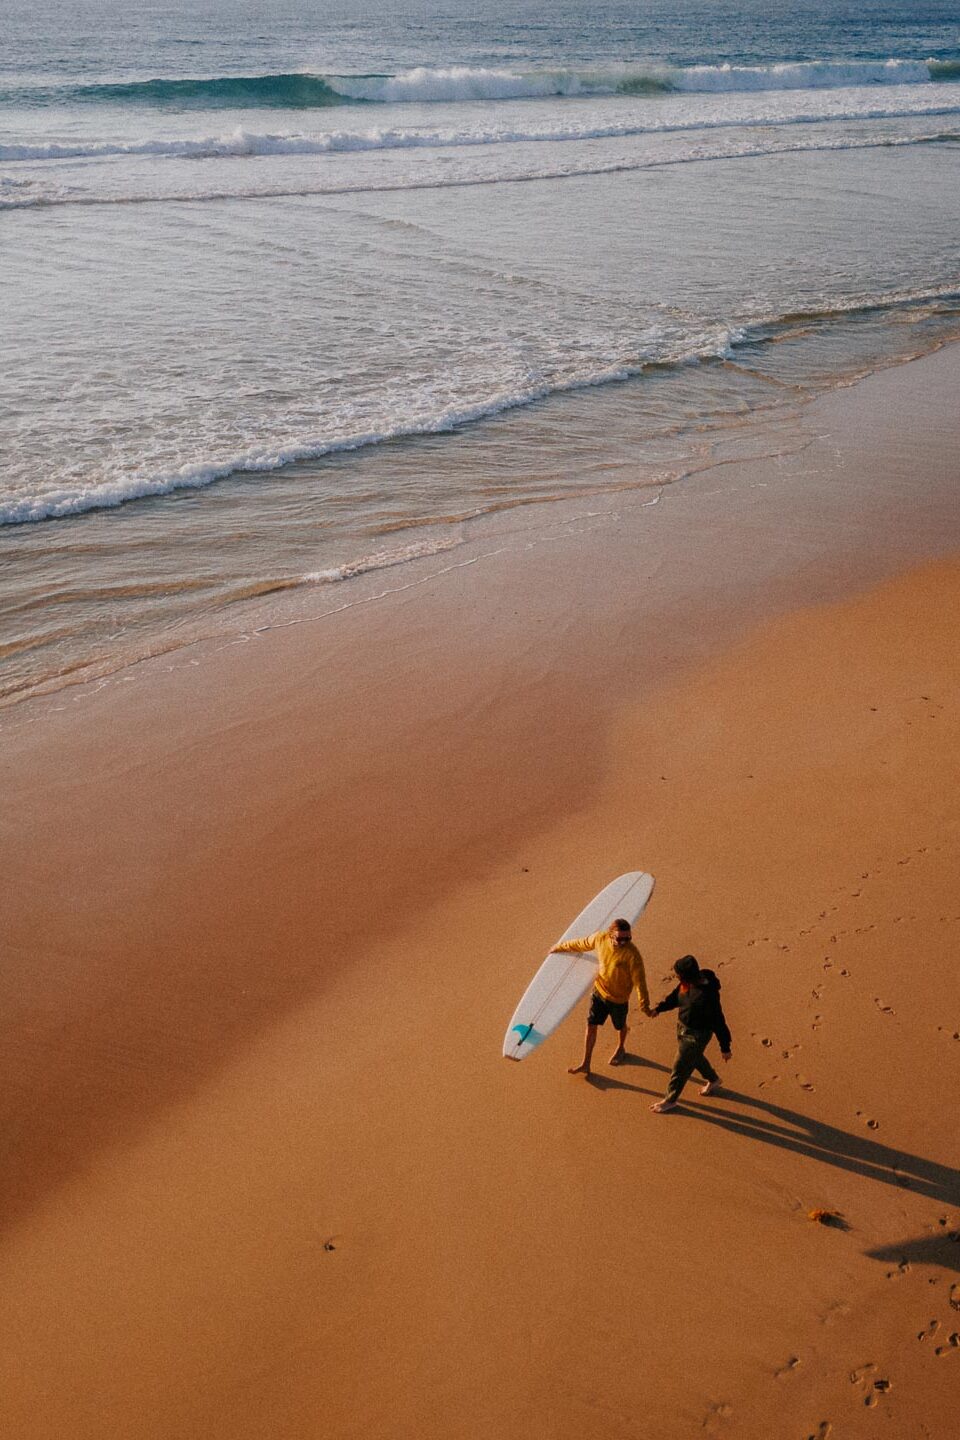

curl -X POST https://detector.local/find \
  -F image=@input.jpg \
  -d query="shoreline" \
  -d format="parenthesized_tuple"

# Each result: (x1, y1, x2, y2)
(1, 340, 959, 1436)
(4, 330, 960, 714)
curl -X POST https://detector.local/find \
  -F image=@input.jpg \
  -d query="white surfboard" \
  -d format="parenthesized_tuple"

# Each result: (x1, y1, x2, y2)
(503, 871, 655, 1062)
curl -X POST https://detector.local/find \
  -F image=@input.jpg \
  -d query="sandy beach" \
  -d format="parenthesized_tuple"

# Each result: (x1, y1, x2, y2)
(2, 345, 960, 1438)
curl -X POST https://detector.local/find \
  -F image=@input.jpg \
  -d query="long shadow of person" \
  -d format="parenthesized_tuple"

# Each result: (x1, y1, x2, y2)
(668, 1089, 960, 1209)
(583, 1052, 669, 1094)
(866, 1232, 960, 1275)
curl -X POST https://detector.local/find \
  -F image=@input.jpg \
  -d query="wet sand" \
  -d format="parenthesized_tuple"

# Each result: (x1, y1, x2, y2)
(1, 346, 959, 1438)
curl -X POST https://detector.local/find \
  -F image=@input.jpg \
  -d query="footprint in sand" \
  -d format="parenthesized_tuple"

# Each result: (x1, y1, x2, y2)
(934, 1333, 960, 1357)
(797, 1076, 815, 1092)
(774, 1356, 800, 1378)
(821, 1300, 851, 1327)
(865, 1378, 892, 1407)
(873, 997, 894, 1015)
(917, 1319, 941, 1341)
(849, 1363, 877, 1386)
(702, 1400, 732, 1427)
(856, 1111, 880, 1129)
(806, 1421, 832, 1440)
(950, 1283, 960, 1311)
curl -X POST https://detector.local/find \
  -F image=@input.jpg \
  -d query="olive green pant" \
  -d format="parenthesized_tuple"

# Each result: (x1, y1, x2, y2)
(665, 1027, 719, 1102)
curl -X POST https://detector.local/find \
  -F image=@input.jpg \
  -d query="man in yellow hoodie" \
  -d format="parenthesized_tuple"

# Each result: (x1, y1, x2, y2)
(552, 918, 651, 1076)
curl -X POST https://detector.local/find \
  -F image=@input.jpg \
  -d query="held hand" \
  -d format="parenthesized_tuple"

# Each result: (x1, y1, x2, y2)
(721, 1051, 732, 1063)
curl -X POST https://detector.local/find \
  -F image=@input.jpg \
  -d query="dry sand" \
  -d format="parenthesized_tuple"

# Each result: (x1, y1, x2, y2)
(1, 347, 959, 1438)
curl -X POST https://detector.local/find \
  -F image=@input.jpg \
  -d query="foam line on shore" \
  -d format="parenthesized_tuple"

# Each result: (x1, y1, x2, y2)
(4, 97, 960, 165)
(5, 283, 959, 528)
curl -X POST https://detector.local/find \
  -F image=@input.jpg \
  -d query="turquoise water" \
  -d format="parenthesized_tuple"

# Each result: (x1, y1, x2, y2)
(2, 0, 960, 700)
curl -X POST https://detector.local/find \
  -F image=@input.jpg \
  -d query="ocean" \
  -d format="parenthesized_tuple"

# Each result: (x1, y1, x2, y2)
(2, 0, 959, 704)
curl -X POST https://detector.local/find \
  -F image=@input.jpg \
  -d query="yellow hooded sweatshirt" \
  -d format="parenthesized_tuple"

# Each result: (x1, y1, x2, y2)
(553, 930, 650, 1011)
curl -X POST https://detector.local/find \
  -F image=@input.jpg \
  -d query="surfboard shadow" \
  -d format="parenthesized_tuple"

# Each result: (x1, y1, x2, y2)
(665, 1089, 960, 1209)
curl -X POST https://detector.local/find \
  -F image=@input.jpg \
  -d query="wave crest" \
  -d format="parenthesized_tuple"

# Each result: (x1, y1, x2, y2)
(65, 72, 343, 109)
(5, 56, 958, 112)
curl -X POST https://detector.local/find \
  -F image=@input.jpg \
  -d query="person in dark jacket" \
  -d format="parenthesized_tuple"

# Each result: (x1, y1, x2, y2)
(649, 955, 732, 1112)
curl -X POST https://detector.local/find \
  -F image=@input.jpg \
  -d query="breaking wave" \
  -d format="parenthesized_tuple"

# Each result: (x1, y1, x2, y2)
(5, 56, 959, 111)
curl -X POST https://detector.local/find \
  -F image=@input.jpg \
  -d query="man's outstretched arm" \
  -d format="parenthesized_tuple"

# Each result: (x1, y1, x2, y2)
(551, 932, 601, 955)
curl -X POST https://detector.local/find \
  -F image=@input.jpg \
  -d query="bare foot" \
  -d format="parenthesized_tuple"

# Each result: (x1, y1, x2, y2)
(568, 1063, 591, 1076)
(609, 1050, 626, 1065)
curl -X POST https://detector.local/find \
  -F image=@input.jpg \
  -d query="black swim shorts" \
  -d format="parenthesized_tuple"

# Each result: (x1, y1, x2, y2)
(587, 991, 628, 1029)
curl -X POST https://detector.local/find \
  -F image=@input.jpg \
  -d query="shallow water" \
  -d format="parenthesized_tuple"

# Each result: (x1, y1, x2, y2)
(2, 0, 959, 702)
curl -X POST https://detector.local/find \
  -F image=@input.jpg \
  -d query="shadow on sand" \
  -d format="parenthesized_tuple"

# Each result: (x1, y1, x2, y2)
(661, 1087, 960, 1210)
(580, 1051, 668, 1094)
(866, 1232, 960, 1274)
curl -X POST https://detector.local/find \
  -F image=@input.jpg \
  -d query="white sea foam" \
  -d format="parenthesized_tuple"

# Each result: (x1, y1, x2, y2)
(327, 58, 956, 103)
(331, 65, 611, 103)
(9, 268, 955, 527)
(4, 55, 957, 113)
(668, 58, 940, 93)
(4, 86, 960, 170)
(0, 325, 741, 525)
(1, 123, 957, 213)
(303, 536, 463, 584)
